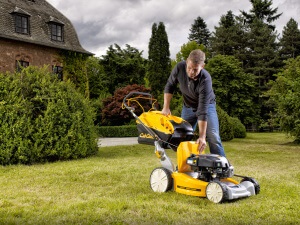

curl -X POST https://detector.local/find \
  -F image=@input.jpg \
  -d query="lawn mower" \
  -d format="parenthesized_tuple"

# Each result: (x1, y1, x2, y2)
(122, 92, 260, 203)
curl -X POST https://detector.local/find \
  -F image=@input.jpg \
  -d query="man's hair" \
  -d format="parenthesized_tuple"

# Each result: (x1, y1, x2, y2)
(187, 49, 205, 65)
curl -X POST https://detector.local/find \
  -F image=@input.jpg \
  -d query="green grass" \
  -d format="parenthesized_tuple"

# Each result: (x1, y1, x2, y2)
(0, 133, 299, 225)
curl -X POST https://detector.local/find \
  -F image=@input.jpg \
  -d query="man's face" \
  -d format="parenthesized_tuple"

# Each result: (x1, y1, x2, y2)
(186, 59, 204, 80)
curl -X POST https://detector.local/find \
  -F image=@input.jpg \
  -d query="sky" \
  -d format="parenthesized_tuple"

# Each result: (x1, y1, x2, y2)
(47, 0, 300, 59)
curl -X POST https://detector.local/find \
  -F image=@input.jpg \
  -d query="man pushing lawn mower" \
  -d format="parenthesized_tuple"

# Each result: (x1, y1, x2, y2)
(162, 49, 225, 157)
(122, 50, 260, 203)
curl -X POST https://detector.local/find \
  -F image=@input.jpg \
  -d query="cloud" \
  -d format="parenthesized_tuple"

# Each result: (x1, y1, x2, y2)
(47, 0, 300, 58)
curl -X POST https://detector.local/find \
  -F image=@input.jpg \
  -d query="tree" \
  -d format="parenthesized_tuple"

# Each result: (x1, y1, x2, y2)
(147, 22, 171, 96)
(101, 84, 151, 126)
(86, 56, 109, 99)
(188, 16, 211, 47)
(210, 11, 248, 59)
(245, 19, 279, 90)
(100, 44, 146, 94)
(267, 57, 300, 143)
(237, 0, 282, 130)
(205, 55, 258, 126)
(245, 19, 280, 129)
(279, 18, 300, 60)
(175, 41, 205, 64)
(241, 0, 282, 30)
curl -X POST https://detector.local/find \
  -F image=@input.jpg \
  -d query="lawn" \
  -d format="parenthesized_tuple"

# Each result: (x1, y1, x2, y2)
(0, 133, 299, 225)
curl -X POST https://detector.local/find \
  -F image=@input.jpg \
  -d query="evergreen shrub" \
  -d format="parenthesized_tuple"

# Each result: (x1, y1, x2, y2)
(230, 117, 247, 138)
(217, 106, 234, 141)
(0, 66, 98, 165)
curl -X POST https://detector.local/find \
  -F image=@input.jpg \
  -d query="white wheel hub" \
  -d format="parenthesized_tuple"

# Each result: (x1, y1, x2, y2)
(150, 168, 170, 192)
(206, 182, 224, 203)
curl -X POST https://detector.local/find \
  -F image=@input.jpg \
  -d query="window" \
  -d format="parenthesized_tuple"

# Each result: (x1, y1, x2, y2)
(16, 60, 29, 72)
(50, 23, 64, 41)
(53, 66, 63, 80)
(15, 14, 30, 34)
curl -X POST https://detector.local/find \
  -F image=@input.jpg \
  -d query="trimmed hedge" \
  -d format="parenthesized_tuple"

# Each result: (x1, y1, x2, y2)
(0, 67, 98, 165)
(98, 107, 244, 142)
(97, 106, 246, 144)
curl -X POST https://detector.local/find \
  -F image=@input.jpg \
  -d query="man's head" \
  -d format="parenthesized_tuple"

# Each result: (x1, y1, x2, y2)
(186, 49, 205, 80)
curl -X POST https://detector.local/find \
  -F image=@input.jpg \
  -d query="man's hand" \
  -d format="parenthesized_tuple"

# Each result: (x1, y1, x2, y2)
(162, 93, 173, 116)
(197, 120, 207, 154)
(161, 107, 171, 116)
(196, 137, 206, 154)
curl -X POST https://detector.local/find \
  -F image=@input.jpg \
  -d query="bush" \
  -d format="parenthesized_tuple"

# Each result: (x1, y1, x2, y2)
(0, 66, 98, 165)
(230, 117, 247, 138)
(101, 84, 152, 126)
(217, 106, 234, 141)
(267, 57, 300, 143)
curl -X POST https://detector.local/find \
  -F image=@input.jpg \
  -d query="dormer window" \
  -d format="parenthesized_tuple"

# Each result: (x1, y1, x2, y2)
(10, 7, 31, 35)
(15, 14, 29, 34)
(48, 16, 64, 42)
(50, 23, 63, 41)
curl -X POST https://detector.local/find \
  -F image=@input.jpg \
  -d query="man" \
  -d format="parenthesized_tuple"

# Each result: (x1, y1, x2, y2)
(162, 49, 225, 157)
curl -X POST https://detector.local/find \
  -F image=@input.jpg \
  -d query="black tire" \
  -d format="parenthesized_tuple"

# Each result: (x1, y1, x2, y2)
(149, 167, 173, 192)
(206, 181, 228, 203)
(241, 177, 260, 194)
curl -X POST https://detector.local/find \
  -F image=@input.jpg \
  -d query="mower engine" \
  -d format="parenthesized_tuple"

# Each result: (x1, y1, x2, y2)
(186, 154, 234, 182)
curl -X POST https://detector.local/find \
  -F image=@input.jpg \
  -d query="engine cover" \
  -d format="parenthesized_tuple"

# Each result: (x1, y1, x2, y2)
(186, 154, 234, 181)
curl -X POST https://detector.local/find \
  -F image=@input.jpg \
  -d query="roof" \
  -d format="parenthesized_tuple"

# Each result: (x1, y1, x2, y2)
(0, 0, 93, 55)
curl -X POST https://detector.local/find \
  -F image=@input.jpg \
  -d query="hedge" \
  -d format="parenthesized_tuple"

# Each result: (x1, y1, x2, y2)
(0, 66, 98, 165)
(97, 107, 244, 142)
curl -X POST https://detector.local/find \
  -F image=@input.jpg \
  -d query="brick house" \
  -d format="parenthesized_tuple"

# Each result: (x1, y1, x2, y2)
(0, 0, 92, 76)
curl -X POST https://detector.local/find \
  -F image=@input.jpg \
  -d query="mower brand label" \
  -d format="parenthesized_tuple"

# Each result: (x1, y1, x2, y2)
(139, 133, 154, 139)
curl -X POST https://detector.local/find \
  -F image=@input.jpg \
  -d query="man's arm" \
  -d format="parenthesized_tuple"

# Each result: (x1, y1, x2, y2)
(162, 93, 173, 115)
(196, 120, 207, 153)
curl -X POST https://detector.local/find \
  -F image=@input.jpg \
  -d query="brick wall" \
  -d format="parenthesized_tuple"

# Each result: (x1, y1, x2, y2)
(0, 38, 63, 73)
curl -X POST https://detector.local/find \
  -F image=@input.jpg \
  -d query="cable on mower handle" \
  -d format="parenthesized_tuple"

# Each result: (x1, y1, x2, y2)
(122, 91, 161, 142)
(122, 92, 154, 111)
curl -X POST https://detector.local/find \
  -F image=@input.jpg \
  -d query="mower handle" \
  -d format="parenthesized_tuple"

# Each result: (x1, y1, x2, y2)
(122, 91, 154, 111)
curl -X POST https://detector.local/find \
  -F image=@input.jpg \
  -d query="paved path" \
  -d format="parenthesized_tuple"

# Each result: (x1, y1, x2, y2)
(98, 137, 138, 147)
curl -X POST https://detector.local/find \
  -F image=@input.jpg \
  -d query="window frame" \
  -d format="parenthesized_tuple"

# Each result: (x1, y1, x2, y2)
(16, 60, 29, 72)
(52, 65, 63, 80)
(49, 23, 64, 42)
(14, 13, 30, 35)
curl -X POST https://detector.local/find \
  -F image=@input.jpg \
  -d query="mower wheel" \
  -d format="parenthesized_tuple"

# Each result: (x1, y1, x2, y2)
(241, 177, 260, 194)
(150, 167, 173, 193)
(206, 181, 228, 203)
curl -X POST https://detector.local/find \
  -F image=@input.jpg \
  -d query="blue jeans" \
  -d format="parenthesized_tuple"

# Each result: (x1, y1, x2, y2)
(181, 104, 226, 157)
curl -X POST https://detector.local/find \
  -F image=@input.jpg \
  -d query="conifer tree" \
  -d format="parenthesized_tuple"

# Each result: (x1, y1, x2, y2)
(241, 0, 282, 30)
(147, 22, 171, 96)
(210, 11, 247, 60)
(188, 16, 210, 47)
(239, 0, 282, 129)
(245, 19, 279, 90)
(279, 18, 300, 60)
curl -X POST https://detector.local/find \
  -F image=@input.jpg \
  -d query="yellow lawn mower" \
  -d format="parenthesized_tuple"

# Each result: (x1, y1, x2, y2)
(123, 92, 260, 203)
